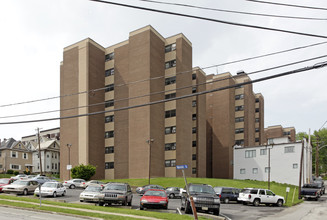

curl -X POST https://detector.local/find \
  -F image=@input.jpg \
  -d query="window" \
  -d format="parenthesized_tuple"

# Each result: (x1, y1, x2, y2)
(255, 128, 260, 132)
(245, 150, 256, 158)
(260, 149, 267, 155)
(240, 169, 246, 174)
(255, 138, 260, 142)
(192, 114, 197, 120)
(235, 105, 244, 111)
(192, 74, 196, 80)
(105, 84, 114, 92)
(192, 154, 196, 161)
(11, 164, 20, 170)
(105, 115, 114, 123)
(105, 52, 114, 61)
(293, 163, 298, 169)
(11, 151, 17, 158)
(105, 68, 114, 77)
(255, 98, 259, 103)
(284, 131, 291, 135)
(235, 94, 244, 100)
(192, 168, 196, 174)
(165, 126, 176, 134)
(252, 168, 258, 174)
(55, 163, 57, 169)
(255, 118, 260, 123)
(105, 100, 114, 108)
(105, 162, 114, 169)
(165, 43, 176, 53)
(52, 163, 54, 169)
(52, 153, 53, 158)
(165, 109, 176, 118)
(165, 76, 176, 85)
(165, 60, 176, 69)
(192, 127, 197, 134)
(165, 143, 176, 151)
(192, 100, 197, 107)
(192, 141, 196, 147)
(235, 117, 244, 123)
(236, 85, 244, 89)
(0, 152, 1, 157)
(105, 131, 114, 138)
(235, 139, 244, 145)
(0, 164, 2, 168)
(47, 154, 49, 158)
(235, 128, 244, 134)
(165, 93, 176, 99)
(284, 146, 295, 153)
(165, 159, 176, 167)
(105, 146, 114, 154)
(22, 153, 27, 159)
(192, 87, 197, 93)
(255, 108, 260, 113)
(265, 167, 270, 173)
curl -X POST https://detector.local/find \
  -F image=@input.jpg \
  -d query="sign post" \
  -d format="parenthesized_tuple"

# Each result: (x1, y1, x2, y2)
(285, 187, 290, 204)
(176, 165, 198, 220)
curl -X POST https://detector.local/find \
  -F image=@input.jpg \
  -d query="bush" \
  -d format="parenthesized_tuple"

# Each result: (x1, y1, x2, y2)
(23, 171, 31, 175)
(6, 170, 14, 174)
(13, 171, 19, 175)
(71, 164, 96, 181)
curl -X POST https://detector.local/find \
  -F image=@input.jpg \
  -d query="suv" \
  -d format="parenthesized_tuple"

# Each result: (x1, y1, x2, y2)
(238, 188, 284, 207)
(98, 182, 133, 206)
(181, 183, 220, 216)
(214, 187, 240, 204)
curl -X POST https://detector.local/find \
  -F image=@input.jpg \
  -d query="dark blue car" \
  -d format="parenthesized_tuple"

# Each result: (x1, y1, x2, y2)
(214, 187, 240, 203)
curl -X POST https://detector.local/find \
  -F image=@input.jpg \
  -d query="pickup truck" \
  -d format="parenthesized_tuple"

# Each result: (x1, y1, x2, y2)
(300, 184, 321, 200)
(237, 188, 284, 207)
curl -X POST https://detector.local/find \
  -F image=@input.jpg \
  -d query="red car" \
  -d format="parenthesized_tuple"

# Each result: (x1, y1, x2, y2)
(140, 189, 168, 210)
(0, 178, 15, 192)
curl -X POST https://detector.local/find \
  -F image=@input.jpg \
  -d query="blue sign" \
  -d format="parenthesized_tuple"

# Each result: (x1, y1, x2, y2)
(176, 165, 188, 169)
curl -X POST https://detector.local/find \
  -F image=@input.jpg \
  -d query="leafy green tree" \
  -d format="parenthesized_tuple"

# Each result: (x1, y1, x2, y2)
(71, 164, 96, 181)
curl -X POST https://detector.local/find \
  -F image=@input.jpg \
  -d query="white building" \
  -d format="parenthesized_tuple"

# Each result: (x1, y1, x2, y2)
(233, 137, 312, 186)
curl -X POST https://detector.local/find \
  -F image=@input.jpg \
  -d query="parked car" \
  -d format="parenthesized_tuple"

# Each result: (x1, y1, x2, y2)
(80, 180, 105, 189)
(313, 179, 325, 195)
(181, 183, 220, 216)
(2, 180, 39, 195)
(79, 185, 103, 203)
(63, 179, 85, 189)
(98, 182, 133, 206)
(11, 174, 28, 180)
(300, 184, 321, 200)
(34, 181, 66, 197)
(136, 184, 165, 195)
(0, 178, 15, 192)
(214, 187, 240, 203)
(140, 189, 168, 210)
(165, 187, 182, 199)
(238, 188, 284, 206)
(29, 176, 51, 185)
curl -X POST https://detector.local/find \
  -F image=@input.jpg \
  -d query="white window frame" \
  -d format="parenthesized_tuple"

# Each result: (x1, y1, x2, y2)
(252, 168, 258, 174)
(245, 150, 256, 158)
(265, 167, 270, 173)
(11, 151, 18, 158)
(22, 152, 28, 159)
(284, 146, 295, 153)
(293, 163, 298, 169)
(260, 149, 267, 155)
(240, 168, 246, 174)
(10, 164, 21, 170)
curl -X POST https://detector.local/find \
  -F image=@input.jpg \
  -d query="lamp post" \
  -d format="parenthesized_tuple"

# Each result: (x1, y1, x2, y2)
(146, 139, 154, 185)
(66, 144, 72, 179)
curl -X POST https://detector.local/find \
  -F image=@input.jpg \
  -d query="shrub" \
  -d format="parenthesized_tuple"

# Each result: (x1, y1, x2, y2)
(13, 171, 19, 175)
(71, 164, 96, 181)
(6, 170, 14, 174)
(23, 171, 31, 175)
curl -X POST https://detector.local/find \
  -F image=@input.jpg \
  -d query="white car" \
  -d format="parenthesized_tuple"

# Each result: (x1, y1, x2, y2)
(238, 188, 284, 207)
(80, 180, 105, 189)
(63, 179, 85, 189)
(34, 181, 66, 197)
(11, 174, 28, 180)
(79, 185, 103, 203)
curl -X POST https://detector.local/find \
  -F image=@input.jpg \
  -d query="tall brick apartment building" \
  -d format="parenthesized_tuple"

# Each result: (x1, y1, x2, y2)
(60, 26, 207, 180)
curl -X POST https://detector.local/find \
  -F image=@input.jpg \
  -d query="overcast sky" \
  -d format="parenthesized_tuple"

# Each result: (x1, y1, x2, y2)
(0, 0, 327, 140)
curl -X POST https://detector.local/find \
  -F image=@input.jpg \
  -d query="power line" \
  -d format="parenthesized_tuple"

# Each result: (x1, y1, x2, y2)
(319, 120, 327, 130)
(1, 54, 327, 120)
(89, 0, 327, 39)
(246, 0, 327, 11)
(1, 61, 326, 125)
(137, 0, 327, 20)
(1, 40, 327, 109)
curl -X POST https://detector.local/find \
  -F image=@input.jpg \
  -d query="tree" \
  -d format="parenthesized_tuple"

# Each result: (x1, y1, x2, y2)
(71, 164, 96, 181)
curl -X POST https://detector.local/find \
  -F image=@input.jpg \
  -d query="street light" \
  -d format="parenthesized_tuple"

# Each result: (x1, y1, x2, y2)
(146, 139, 154, 185)
(66, 144, 72, 179)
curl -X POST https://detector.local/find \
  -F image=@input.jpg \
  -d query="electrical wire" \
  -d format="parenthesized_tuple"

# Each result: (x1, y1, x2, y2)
(1, 39, 327, 109)
(137, 0, 327, 20)
(246, 0, 327, 11)
(0, 61, 326, 125)
(89, 0, 327, 39)
(1, 54, 327, 119)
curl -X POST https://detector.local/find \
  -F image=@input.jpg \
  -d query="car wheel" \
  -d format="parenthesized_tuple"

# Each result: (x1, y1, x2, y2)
(99, 202, 104, 206)
(53, 192, 57, 198)
(62, 190, 66, 196)
(185, 201, 192, 214)
(23, 189, 28, 196)
(224, 198, 229, 204)
(253, 199, 260, 207)
(80, 200, 83, 202)
(140, 204, 144, 210)
(70, 184, 76, 189)
(169, 193, 175, 199)
(277, 199, 283, 207)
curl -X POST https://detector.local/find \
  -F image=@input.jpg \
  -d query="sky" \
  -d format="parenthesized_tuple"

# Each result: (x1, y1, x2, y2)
(0, 0, 327, 140)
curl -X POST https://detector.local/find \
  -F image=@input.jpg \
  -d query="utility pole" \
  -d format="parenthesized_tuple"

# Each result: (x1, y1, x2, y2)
(268, 147, 271, 190)
(298, 139, 304, 199)
(316, 136, 320, 178)
(37, 128, 43, 176)
(146, 139, 154, 185)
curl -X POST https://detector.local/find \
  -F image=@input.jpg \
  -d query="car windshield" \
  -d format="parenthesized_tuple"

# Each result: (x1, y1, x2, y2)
(85, 186, 102, 192)
(104, 184, 125, 191)
(189, 185, 215, 194)
(214, 187, 222, 194)
(42, 182, 57, 188)
(144, 190, 166, 197)
(0, 179, 9, 184)
(13, 181, 28, 186)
